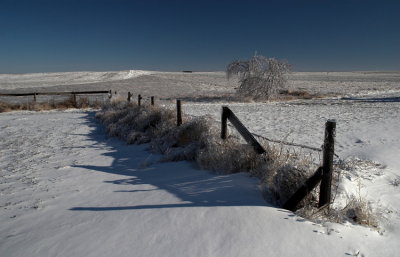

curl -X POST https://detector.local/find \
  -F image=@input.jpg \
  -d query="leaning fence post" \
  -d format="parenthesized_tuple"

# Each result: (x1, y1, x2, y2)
(176, 99, 182, 126)
(283, 167, 323, 211)
(138, 94, 142, 106)
(151, 96, 154, 106)
(127, 92, 132, 102)
(221, 106, 228, 139)
(318, 119, 336, 208)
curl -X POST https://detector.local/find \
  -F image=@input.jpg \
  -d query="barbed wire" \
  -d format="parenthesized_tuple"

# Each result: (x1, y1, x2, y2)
(221, 120, 340, 159)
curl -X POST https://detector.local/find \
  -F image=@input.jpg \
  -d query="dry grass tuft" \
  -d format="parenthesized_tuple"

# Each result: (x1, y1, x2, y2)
(276, 89, 328, 101)
(0, 102, 33, 112)
(197, 138, 261, 173)
(96, 104, 176, 145)
(0, 96, 102, 113)
(297, 195, 379, 228)
(251, 143, 318, 206)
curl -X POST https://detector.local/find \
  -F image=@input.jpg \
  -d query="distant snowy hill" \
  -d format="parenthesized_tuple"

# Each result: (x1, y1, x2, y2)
(0, 70, 152, 90)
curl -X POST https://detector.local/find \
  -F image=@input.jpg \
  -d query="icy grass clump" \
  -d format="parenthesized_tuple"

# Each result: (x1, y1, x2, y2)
(97, 103, 175, 144)
(0, 96, 102, 113)
(294, 159, 381, 228)
(256, 146, 318, 207)
(297, 193, 379, 229)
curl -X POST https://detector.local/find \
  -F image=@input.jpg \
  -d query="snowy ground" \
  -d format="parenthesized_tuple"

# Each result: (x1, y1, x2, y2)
(1, 71, 400, 256)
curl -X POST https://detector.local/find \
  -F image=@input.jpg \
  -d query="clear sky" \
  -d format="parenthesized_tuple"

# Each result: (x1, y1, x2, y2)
(1, 0, 399, 73)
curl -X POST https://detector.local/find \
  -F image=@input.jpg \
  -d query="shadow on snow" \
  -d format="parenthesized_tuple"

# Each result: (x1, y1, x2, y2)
(69, 112, 269, 212)
(342, 96, 400, 103)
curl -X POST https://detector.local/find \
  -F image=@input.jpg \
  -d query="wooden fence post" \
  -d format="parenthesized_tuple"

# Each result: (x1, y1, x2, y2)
(108, 90, 112, 99)
(283, 167, 323, 211)
(220, 106, 265, 154)
(73, 92, 77, 107)
(138, 94, 142, 106)
(33, 93, 37, 103)
(318, 120, 336, 208)
(151, 96, 154, 106)
(176, 99, 182, 126)
(221, 106, 228, 139)
(127, 92, 132, 102)
(224, 107, 266, 154)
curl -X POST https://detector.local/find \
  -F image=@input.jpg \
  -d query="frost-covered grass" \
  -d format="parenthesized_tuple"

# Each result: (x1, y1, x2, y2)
(96, 101, 381, 227)
(96, 102, 317, 206)
(0, 96, 102, 113)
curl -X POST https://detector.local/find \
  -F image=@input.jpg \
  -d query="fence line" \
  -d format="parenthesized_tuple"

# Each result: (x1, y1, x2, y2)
(110, 93, 336, 212)
(1, 90, 110, 107)
(168, 100, 336, 211)
(113, 93, 339, 211)
(0, 90, 109, 97)
(219, 105, 337, 211)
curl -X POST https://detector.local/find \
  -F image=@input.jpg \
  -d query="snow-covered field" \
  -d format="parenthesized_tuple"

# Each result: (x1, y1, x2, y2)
(0, 70, 152, 90)
(1, 70, 400, 256)
(2, 70, 400, 99)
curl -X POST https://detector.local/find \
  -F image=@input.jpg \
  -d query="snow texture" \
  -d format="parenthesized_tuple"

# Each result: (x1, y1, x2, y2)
(1, 70, 400, 256)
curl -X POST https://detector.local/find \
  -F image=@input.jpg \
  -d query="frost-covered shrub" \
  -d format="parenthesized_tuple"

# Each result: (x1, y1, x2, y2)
(198, 138, 262, 173)
(96, 104, 176, 144)
(151, 116, 213, 162)
(227, 55, 291, 100)
(251, 143, 317, 206)
(296, 194, 379, 229)
(342, 196, 378, 227)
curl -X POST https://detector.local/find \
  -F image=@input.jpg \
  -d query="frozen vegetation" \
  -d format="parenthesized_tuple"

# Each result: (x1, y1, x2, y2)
(1, 70, 400, 256)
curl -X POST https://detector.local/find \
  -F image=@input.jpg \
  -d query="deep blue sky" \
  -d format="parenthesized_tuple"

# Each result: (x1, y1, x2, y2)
(1, 0, 399, 73)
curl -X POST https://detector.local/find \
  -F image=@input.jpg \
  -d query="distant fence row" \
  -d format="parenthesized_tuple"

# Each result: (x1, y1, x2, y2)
(0, 91, 110, 97)
(0, 90, 111, 106)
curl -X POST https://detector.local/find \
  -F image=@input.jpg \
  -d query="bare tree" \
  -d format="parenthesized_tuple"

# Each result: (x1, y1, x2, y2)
(227, 55, 291, 100)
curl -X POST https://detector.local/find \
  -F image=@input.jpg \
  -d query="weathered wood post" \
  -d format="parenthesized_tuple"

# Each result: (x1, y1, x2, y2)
(283, 167, 323, 211)
(33, 93, 37, 103)
(318, 119, 336, 208)
(151, 96, 154, 106)
(127, 92, 132, 102)
(73, 92, 77, 107)
(108, 90, 112, 99)
(138, 94, 142, 106)
(221, 106, 228, 139)
(176, 99, 182, 126)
